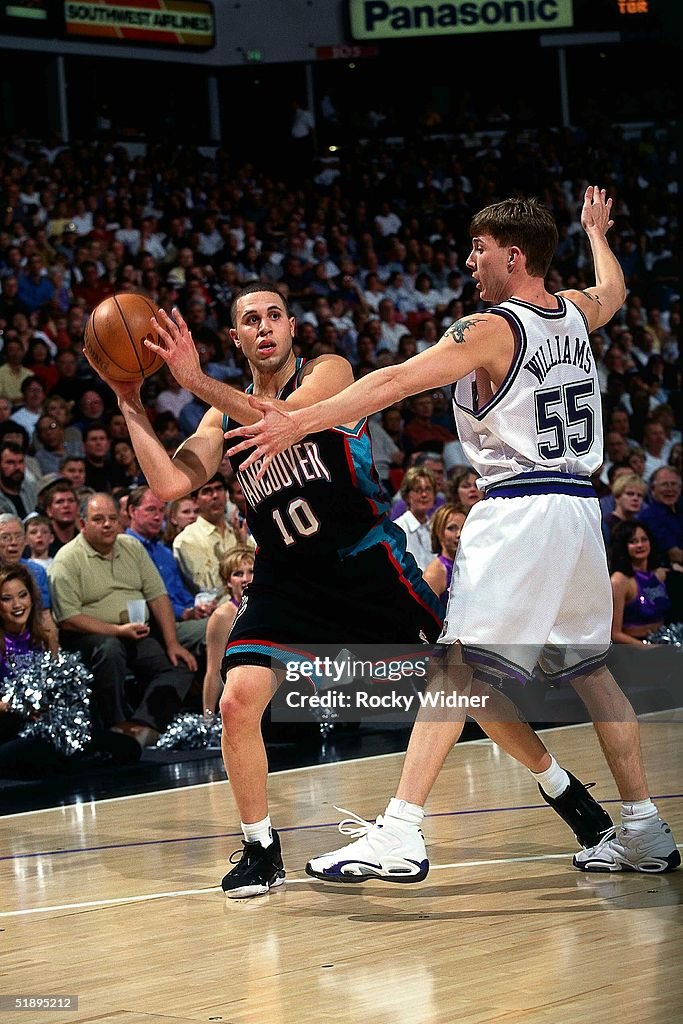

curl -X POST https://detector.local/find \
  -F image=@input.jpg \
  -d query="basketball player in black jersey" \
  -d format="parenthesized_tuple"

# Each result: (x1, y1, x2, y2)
(88, 283, 611, 898)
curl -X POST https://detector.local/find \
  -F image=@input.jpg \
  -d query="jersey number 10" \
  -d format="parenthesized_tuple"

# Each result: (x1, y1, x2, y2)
(534, 380, 595, 460)
(272, 498, 321, 547)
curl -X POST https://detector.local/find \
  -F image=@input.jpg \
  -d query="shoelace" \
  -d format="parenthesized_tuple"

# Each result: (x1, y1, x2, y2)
(333, 806, 379, 838)
(228, 840, 255, 864)
(587, 824, 620, 851)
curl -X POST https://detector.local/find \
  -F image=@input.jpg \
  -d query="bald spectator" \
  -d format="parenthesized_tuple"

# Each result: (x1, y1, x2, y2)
(50, 493, 196, 751)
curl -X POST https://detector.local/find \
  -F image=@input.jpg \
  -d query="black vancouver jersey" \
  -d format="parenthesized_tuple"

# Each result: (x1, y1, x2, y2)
(224, 359, 390, 562)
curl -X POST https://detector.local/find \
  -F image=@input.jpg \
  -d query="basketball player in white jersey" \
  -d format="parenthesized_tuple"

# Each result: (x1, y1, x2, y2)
(227, 186, 679, 876)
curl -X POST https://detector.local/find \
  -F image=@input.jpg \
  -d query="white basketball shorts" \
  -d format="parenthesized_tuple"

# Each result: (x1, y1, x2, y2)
(439, 491, 612, 683)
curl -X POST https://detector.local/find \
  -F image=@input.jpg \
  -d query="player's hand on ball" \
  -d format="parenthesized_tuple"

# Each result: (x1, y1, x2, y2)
(224, 397, 304, 477)
(83, 346, 143, 403)
(147, 306, 201, 389)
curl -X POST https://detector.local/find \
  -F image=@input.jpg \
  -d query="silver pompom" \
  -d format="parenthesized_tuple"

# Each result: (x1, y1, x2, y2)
(1, 650, 93, 757)
(643, 622, 683, 646)
(155, 711, 222, 750)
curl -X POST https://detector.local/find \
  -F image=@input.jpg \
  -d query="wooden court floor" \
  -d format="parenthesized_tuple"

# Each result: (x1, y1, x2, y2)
(2, 716, 682, 1024)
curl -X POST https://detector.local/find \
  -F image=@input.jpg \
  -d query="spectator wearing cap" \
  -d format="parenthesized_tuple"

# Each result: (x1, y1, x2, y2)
(172, 473, 253, 594)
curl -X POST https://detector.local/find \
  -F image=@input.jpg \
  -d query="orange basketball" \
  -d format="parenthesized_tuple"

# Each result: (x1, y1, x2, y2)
(84, 293, 165, 382)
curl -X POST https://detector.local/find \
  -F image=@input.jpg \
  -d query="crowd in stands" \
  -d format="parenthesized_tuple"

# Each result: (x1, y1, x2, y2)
(0, 108, 680, 770)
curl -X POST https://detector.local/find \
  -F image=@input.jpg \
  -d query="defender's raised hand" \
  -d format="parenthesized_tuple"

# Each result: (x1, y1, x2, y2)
(581, 185, 614, 236)
(146, 306, 202, 390)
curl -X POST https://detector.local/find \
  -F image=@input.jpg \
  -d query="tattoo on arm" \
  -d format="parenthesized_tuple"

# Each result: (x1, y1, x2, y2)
(445, 318, 484, 344)
(584, 290, 603, 306)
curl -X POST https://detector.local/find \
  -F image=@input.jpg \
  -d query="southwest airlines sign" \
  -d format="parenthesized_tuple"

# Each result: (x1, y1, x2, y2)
(349, 0, 574, 38)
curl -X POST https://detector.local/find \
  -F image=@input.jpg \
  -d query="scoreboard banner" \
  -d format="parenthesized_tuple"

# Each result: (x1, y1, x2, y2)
(349, 0, 574, 39)
(63, 0, 215, 48)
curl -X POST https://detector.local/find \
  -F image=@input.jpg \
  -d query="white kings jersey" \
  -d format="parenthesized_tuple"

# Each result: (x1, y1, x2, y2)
(452, 295, 603, 490)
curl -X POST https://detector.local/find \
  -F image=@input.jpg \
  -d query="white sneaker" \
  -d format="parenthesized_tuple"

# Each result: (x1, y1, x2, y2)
(306, 808, 429, 883)
(573, 818, 680, 874)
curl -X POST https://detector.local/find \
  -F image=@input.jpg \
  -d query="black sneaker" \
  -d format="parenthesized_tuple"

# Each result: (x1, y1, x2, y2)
(221, 829, 286, 899)
(539, 772, 613, 848)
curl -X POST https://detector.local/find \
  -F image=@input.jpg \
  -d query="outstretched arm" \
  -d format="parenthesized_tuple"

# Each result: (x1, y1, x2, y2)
(226, 315, 506, 472)
(561, 184, 626, 331)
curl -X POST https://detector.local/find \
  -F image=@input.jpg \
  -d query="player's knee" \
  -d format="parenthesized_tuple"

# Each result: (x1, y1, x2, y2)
(219, 675, 262, 734)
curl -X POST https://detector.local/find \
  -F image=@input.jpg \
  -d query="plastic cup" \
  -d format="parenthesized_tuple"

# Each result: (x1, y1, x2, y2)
(127, 599, 147, 624)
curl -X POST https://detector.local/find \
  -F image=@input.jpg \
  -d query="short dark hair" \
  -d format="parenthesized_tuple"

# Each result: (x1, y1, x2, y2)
(20, 374, 44, 395)
(469, 197, 558, 278)
(0, 420, 29, 450)
(0, 439, 24, 457)
(82, 422, 109, 442)
(230, 283, 290, 329)
(192, 472, 225, 498)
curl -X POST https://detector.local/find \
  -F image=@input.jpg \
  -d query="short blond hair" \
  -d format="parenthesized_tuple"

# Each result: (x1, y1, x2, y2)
(218, 546, 255, 591)
(612, 473, 646, 499)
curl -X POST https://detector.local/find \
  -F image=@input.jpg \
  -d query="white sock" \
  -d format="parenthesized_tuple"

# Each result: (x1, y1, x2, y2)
(241, 815, 273, 848)
(621, 798, 658, 831)
(384, 797, 424, 829)
(531, 756, 570, 799)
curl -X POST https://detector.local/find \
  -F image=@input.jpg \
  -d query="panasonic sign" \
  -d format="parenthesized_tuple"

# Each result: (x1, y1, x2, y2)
(349, 0, 574, 39)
